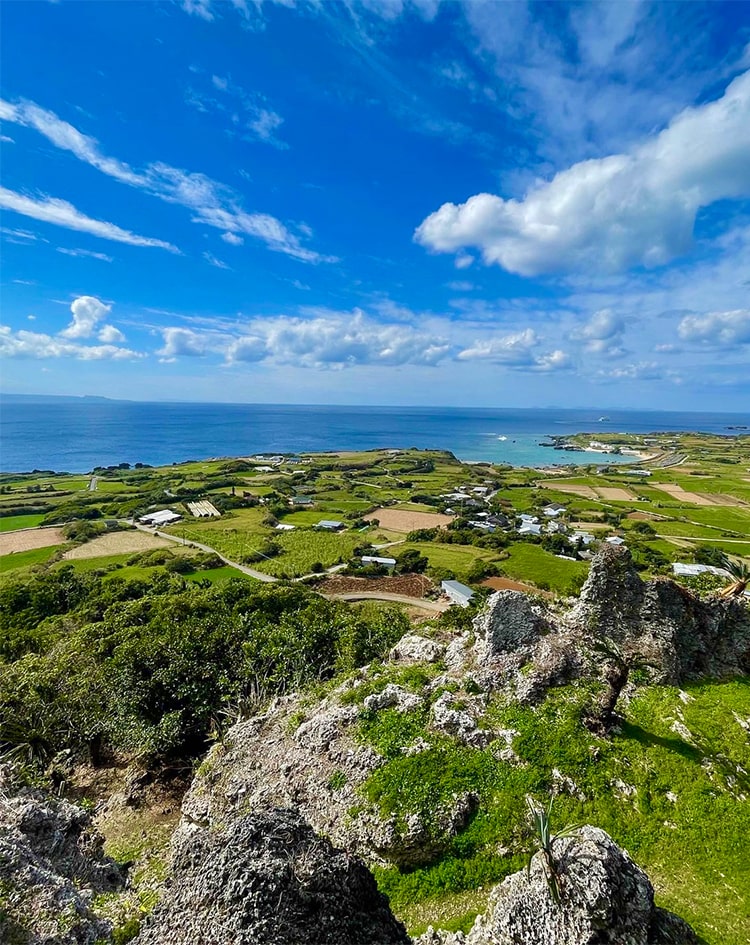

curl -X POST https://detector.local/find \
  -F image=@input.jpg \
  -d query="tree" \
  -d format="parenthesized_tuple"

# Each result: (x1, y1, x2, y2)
(395, 549, 428, 574)
(583, 638, 653, 736)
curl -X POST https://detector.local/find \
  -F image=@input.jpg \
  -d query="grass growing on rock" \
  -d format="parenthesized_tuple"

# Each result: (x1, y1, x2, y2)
(358, 678, 750, 944)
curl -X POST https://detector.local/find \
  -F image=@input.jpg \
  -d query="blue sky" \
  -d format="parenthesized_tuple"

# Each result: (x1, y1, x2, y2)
(1, 0, 749, 409)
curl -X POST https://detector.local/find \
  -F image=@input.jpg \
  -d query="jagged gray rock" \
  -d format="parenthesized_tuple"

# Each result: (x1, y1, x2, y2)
(390, 633, 445, 663)
(364, 683, 424, 713)
(0, 767, 123, 945)
(133, 808, 410, 945)
(414, 826, 697, 945)
(569, 545, 750, 682)
(473, 591, 553, 664)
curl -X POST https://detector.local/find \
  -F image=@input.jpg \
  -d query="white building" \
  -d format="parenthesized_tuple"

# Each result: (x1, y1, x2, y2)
(275, 523, 296, 531)
(318, 519, 344, 530)
(518, 522, 542, 536)
(519, 513, 539, 524)
(672, 563, 729, 578)
(571, 530, 596, 546)
(362, 555, 397, 569)
(441, 579, 475, 608)
(140, 509, 181, 527)
(469, 520, 496, 532)
(604, 536, 627, 546)
(543, 504, 566, 517)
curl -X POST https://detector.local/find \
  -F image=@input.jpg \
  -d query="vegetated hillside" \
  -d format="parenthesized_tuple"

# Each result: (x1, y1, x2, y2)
(1, 547, 748, 944)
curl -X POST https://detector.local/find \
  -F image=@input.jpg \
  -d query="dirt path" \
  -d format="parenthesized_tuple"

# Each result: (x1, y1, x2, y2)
(129, 522, 278, 582)
(325, 591, 448, 612)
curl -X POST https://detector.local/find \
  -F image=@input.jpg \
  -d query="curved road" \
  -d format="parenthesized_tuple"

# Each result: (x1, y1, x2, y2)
(130, 523, 450, 608)
(323, 591, 448, 612)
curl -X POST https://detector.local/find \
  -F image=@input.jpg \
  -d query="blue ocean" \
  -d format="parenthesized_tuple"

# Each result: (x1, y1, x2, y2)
(0, 400, 747, 473)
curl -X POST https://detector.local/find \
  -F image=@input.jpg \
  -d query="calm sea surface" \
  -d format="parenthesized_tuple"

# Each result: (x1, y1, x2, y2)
(0, 401, 747, 473)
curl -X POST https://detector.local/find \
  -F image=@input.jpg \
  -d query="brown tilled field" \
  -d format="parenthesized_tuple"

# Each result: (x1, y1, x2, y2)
(543, 484, 599, 499)
(319, 574, 434, 598)
(0, 527, 65, 555)
(596, 487, 636, 501)
(63, 531, 172, 560)
(363, 508, 454, 532)
(651, 484, 719, 506)
(481, 576, 553, 598)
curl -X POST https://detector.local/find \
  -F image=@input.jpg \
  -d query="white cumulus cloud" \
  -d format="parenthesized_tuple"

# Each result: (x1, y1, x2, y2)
(61, 296, 112, 339)
(415, 70, 750, 276)
(678, 309, 750, 346)
(0, 326, 140, 360)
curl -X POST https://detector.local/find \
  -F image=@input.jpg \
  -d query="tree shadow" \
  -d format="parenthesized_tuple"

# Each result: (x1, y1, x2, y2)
(619, 720, 703, 763)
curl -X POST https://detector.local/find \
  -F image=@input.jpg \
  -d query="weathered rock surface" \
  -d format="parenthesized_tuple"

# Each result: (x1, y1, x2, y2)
(473, 591, 554, 663)
(0, 767, 124, 945)
(133, 808, 410, 945)
(414, 826, 697, 945)
(390, 633, 445, 663)
(364, 683, 424, 713)
(181, 691, 466, 869)
(569, 545, 750, 682)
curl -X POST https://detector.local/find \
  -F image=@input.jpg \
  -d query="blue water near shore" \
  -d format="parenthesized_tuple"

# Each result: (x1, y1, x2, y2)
(0, 400, 747, 473)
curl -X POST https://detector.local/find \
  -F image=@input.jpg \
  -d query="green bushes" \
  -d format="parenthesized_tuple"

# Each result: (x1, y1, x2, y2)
(0, 571, 409, 766)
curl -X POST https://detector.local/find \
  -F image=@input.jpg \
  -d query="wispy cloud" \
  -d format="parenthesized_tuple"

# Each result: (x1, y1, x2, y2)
(0, 187, 178, 251)
(1, 97, 331, 262)
(57, 247, 114, 262)
(203, 251, 231, 270)
(187, 72, 288, 149)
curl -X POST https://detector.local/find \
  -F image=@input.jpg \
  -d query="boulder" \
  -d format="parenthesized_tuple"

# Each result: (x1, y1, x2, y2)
(415, 826, 697, 945)
(570, 546, 750, 682)
(390, 634, 445, 664)
(363, 684, 424, 714)
(134, 808, 410, 945)
(0, 769, 124, 945)
(473, 592, 553, 664)
(430, 692, 494, 748)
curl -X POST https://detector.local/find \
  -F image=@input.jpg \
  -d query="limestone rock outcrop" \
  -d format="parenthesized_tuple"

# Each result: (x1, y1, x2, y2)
(569, 545, 750, 682)
(133, 808, 410, 945)
(0, 767, 124, 945)
(415, 826, 697, 945)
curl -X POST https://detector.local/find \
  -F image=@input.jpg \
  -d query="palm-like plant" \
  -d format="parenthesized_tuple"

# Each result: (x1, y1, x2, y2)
(718, 556, 750, 599)
(525, 796, 579, 905)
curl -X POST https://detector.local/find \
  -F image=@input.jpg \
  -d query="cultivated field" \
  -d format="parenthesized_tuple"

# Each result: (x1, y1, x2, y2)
(63, 531, 171, 559)
(0, 527, 65, 555)
(544, 483, 599, 499)
(596, 487, 636, 501)
(651, 483, 735, 506)
(364, 508, 454, 532)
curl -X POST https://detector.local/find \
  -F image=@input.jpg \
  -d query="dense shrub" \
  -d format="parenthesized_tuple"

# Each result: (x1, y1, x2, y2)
(0, 570, 409, 766)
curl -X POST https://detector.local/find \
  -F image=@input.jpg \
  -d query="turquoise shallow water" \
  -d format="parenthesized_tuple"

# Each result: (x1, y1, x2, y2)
(0, 400, 747, 473)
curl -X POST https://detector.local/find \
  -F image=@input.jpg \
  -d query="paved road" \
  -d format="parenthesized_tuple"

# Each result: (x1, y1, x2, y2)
(129, 522, 278, 582)
(324, 591, 448, 612)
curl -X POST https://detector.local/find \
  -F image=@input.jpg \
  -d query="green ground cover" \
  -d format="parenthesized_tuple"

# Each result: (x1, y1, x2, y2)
(0, 514, 46, 531)
(359, 678, 750, 945)
(184, 565, 250, 584)
(399, 542, 501, 582)
(258, 530, 363, 577)
(0, 545, 62, 575)
(500, 543, 589, 592)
